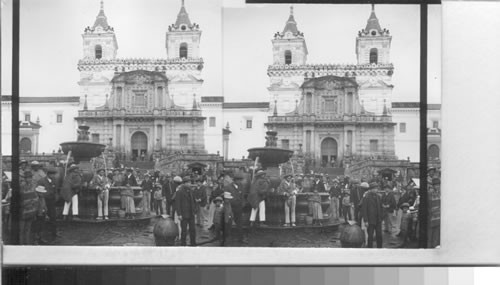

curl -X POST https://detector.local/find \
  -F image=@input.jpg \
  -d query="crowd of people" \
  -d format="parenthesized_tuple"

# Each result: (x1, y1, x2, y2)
(2, 158, 440, 248)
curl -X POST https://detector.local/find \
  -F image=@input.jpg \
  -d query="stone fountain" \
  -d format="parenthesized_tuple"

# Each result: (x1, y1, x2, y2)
(247, 131, 294, 225)
(247, 130, 293, 182)
(60, 125, 106, 165)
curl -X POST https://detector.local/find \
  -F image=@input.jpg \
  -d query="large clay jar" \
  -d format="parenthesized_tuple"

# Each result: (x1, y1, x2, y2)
(153, 216, 179, 246)
(340, 224, 365, 248)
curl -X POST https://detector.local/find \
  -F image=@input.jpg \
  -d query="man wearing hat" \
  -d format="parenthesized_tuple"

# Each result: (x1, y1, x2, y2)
(381, 185, 397, 233)
(248, 170, 270, 227)
(277, 174, 297, 227)
(19, 171, 39, 244)
(193, 176, 208, 226)
(31, 160, 46, 185)
(32, 185, 48, 244)
(36, 167, 59, 241)
(327, 179, 341, 221)
(140, 173, 154, 216)
(174, 176, 197, 246)
(61, 164, 83, 221)
(361, 182, 384, 248)
(224, 172, 248, 241)
(351, 181, 368, 225)
(90, 168, 111, 220)
(397, 202, 412, 247)
(125, 168, 138, 187)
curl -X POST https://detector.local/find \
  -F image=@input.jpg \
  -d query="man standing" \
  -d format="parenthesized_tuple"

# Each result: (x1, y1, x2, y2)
(328, 179, 341, 222)
(193, 176, 208, 226)
(381, 185, 397, 233)
(90, 168, 110, 220)
(61, 165, 83, 221)
(351, 181, 368, 225)
(36, 168, 59, 241)
(278, 174, 297, 227)
(31, 161, 46, 185)
(175, 176, 197, 246)
(125, 168, 138, 187)
(361, 182, 384, 248)
(248, 170, 270, 227)
(140, 173, 153, 216)
(225, 172, 248, 241)
(19, 171, 39, 245)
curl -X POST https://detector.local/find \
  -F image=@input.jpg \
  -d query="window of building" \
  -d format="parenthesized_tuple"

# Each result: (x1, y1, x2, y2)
(179, 43, 188, 59)
(56, 113, 63, 123)
(369, 48, 378, 64)
(432, 121, 439, 128)
(24, 113, 31, 122)
(347, 92, 354, 113)
(305, 93, 312, 114)
(92, 133, 100, 143)
(246, 119, 253, 129)
(116, 87, 123, 108)
(323, 98, 337, 113)
(284, 50, 292, 64)
(428, 144, 440, 160)
(95, 45, 102, 59)
(20, 137, 32, 153)
(281, 139, 290, 150)
(399, 122, 406, 133)
(370, 139, 379, 152)
(134, 93, 146, 107)
(180, 134, 188, 145)
(209, 117, 216, 127)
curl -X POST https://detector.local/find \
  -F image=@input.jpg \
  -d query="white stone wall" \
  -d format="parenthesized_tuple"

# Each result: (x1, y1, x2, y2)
(1, 102, 13, 155)
(200, 102, 224, 155)
(392, 108, 421, 162)
(222, 108, 268, 160)
(18, 102, 80, 155)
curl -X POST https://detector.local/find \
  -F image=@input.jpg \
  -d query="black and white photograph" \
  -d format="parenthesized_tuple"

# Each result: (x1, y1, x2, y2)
(1, 0, 441, 249)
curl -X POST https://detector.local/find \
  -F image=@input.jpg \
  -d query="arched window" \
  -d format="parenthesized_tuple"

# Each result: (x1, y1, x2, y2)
(428, 144, 440, 160)
(284, 50, 292, 64)
(116, 87, 123, 108)
(369, 48, 378, 64)
(95, 45, 103, 59)
(179, 43, 188, 59)
(20, 137, 32, 153)
(157, 87, 163, 108)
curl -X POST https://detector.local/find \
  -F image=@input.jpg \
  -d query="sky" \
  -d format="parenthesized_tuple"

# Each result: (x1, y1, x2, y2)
(1, 0, 441, 103)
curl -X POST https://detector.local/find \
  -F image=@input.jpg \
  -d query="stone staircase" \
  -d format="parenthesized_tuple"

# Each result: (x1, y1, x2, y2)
(313, 167, 345, 176)
(123, 160, 156, 170)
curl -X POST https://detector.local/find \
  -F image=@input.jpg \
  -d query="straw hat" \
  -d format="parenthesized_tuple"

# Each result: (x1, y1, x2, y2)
(35, 185, 47, 193)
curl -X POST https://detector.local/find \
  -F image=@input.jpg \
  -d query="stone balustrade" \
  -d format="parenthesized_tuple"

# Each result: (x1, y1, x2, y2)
(77, 108, 203, 119)
(266, 114, 393, 124)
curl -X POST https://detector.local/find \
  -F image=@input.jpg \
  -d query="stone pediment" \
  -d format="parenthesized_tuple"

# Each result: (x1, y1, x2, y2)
(111, 70, 168, 84)
(168, 73, 203, 83)
(301, 75, 357, 90)
(358, 78, 394, 88)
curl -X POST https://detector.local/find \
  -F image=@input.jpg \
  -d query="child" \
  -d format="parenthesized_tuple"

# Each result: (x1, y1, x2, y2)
(309, 189, 323, 226)
(398, 202, 412, 248)
(153, 183, 164, 216)
(341, 191, 352, 224)
(33, 185, 47, 244)
(212, 196, 225, 245)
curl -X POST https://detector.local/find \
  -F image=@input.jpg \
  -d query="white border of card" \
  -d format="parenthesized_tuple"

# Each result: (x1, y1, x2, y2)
(2, 0, 500, 265)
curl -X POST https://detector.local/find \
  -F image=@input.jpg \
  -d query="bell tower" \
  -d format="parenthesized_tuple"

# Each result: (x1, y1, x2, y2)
(356, 4, 391, 65)
(165, 0, 202, 59)
(82, 1, 118, 60)
(271, 6, 308, 65)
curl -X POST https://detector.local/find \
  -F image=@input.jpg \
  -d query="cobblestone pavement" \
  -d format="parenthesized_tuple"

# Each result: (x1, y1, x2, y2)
(47, 216, 414, 248)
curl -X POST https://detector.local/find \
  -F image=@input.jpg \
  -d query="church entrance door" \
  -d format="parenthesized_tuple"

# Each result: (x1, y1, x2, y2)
(131, 131, 147, 161)
(320, 138, 338, 167)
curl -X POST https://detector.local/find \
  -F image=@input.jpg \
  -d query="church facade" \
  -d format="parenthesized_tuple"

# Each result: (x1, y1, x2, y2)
(76, 1, 207, 160)
(263, 6, 397, 168)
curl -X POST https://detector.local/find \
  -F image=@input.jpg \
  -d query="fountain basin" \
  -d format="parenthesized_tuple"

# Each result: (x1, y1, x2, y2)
(247, 147, 293, 168)
(60, 141, 106, 163)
